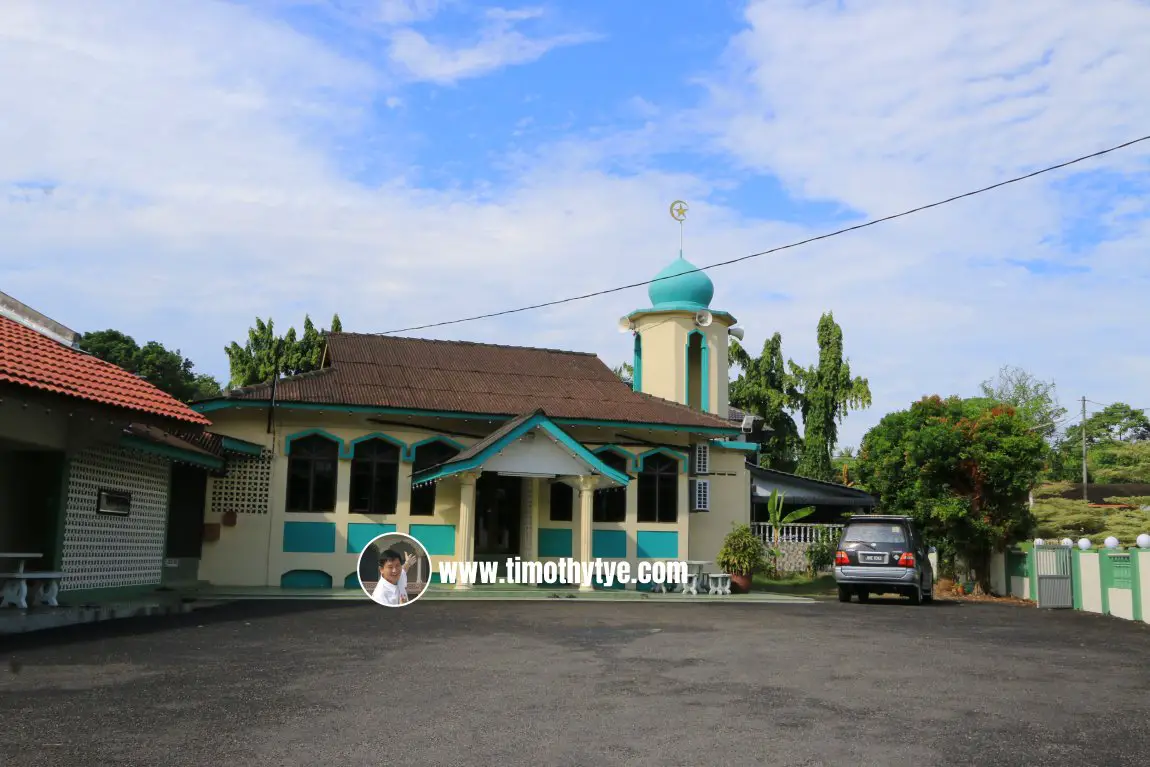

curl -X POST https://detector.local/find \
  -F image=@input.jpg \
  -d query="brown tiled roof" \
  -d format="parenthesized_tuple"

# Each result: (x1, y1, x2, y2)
(0, 314, 210, 426)
(124, 424, 223, 461)
(216, 333, 735, 430)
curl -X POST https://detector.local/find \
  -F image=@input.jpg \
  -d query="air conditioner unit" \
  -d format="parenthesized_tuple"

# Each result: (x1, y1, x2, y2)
(690, 478, 710, 512)
(692, 442, 710, 475)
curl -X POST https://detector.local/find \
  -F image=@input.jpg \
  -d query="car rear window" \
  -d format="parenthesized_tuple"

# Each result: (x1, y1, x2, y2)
(841, 522, 908, 544)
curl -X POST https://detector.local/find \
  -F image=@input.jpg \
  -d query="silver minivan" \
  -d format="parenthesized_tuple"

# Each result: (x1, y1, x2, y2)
(834, 514, 935, 605)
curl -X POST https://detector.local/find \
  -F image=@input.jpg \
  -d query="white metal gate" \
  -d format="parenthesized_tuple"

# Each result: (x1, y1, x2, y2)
(1034, 545, 1073, 609)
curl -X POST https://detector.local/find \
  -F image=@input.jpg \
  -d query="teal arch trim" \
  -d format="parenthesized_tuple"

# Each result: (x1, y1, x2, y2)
(632, 333, 643, 392)
(281, 570, 333, 589)
(403, 436, 467, 463)
(635, 447, 690, 473)
(189, 401, 741, 436)
(592, 445, 637, 467)
(284, 429, 345, 456)
(341, 432, 408, 460)
(344, 572, 361, 589)
(684, 329, 710, 413)
(411, 411, 631, 488)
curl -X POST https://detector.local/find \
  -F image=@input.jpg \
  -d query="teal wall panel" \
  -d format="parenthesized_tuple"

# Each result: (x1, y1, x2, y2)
(281, 570, 333, 588)
(347, 523, 398, 554)
(344, 572, 361, 589)
(636, 531, 678, 559)
(283, 521, 336, 553)
(409, 524, 456, 556)
(538, 528, 573, 558)
(592, 530, 627, 559)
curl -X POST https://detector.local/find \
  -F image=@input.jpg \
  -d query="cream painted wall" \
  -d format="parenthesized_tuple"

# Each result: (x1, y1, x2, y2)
(1079, 553, 1103, 613)
(1140, 551, 1150, 624)
(1108, 588, 1135, 620)
(631, 310, 735, 417)
(196, 410, 750, 590)
(688, 447, 751, 563)
(197, 410, 473, 588)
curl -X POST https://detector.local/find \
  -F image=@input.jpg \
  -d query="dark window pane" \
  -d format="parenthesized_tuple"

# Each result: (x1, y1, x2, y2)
(410, 484, 435, 516)
(550, 482, 573, 521)
(372, 464, 398, 514)
(637, 453, 678, 524)
(287, 464, 311, 512)
(410, 441, 462, 516)
(311, 459, 337, 512)
(593, 452, 629, 522)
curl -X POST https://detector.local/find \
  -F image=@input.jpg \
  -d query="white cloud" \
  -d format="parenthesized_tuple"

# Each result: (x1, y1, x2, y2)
(685, 0, 1150, 444)
(1, 0, 1148, 456)
(385, 8, 599, 84)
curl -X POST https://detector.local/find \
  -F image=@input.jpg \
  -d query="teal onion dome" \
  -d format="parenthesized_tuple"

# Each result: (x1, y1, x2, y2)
(647, 253, 714, 309)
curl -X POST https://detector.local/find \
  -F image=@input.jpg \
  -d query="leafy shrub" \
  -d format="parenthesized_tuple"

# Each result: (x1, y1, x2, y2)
(716, 523, 770, 576)
(805, 525, 839, 575)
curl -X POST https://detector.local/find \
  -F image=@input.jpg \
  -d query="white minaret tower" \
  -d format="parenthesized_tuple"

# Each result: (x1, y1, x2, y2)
(618, 201, 738, 417)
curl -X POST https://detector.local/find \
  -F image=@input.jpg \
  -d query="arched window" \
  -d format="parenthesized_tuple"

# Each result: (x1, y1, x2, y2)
(686, 332, 706, 410)
(410, 441, 461, 516)
(350, 439, 400, 515)
(550, 481, 573, 521)
(593, 453, 629, 523)
(637, 453, 678, 523)
(286, 435, 338, 512)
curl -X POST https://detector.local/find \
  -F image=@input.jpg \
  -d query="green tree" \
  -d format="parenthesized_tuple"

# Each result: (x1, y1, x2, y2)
(978, 365, 1067, 443)
(790, 312, 872, 482)
(225, 313, 342, 389)
(1048, 402, 1150, 483)
(854, 395, 1047, 590)
(80, 329, 222, 403)
(730, 332, 802, 472)
(612, 362, 633, 386)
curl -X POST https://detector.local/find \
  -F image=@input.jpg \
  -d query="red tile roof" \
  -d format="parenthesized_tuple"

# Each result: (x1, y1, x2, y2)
(0, 314, 211, 426)
(217, 333, 735, 430)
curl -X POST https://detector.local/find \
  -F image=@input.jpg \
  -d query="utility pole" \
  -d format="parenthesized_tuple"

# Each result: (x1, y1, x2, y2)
(1081, 395, 1088, 502)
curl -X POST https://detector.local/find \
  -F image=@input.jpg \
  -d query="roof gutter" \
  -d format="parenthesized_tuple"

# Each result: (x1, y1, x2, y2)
(189, 400, 741, 436)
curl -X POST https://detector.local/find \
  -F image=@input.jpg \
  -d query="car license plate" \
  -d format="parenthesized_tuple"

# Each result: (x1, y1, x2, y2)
(858, 552, 888, 564)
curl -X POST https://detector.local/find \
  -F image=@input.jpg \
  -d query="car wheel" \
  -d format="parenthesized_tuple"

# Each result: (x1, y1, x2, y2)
(837, 585, 851, 603)
(922, 579, 934, 603)
(907, 585, 922, 606)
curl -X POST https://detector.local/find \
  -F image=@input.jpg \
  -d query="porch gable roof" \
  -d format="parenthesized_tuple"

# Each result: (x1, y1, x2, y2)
(411, 409, 630, 489)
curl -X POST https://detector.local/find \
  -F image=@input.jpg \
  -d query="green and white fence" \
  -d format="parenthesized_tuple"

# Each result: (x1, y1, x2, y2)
(992, 545, 1150, 623)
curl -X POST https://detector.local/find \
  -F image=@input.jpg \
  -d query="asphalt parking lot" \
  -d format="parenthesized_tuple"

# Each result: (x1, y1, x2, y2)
(3, 596, 1150, 766)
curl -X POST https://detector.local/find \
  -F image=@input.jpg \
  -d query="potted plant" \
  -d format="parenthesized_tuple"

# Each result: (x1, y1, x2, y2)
(716, 523, 770, 594)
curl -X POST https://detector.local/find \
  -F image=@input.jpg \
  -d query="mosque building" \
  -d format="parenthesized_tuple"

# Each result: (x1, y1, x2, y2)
(191, 248, 762, 591)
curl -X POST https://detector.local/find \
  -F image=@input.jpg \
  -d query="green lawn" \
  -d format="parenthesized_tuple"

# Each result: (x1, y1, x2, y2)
(751, 573, 837, 596)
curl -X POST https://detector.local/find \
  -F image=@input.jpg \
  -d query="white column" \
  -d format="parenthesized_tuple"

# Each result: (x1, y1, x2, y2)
(577, 475, 597, 592)
(456, 471, 480, 590)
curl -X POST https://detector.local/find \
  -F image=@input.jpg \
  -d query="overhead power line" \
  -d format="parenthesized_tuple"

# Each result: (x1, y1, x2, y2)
(375, 133, 1150, 336)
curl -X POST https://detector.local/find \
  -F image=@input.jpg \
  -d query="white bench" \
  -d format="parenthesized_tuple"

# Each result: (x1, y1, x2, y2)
(1, 573, 66, 608)
(0, 552, 65, 609)
(707, 573, 732, 596)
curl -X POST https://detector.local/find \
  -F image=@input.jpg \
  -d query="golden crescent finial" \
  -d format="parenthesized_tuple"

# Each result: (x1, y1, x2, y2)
(670, 200, 688, 222)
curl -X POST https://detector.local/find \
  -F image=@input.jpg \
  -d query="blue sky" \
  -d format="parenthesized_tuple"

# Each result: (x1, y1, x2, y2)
(2, 0, 1149, 449)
